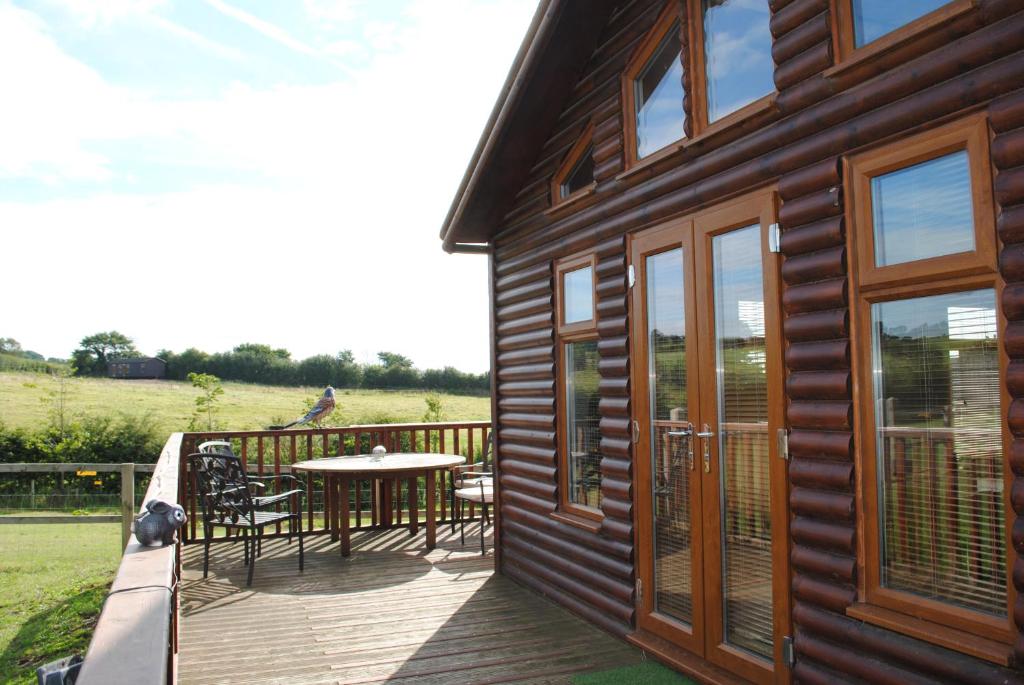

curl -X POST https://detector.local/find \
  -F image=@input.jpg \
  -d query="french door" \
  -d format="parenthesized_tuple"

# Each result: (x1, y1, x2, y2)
(631, 190, 790, 684)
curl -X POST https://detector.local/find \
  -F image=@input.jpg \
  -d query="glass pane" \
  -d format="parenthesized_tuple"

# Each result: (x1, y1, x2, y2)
(872, 289, 1006, 616)
(566, 340, 601, 509)
(563, 266, 593, 324)
(852, 0, 947, 47)
(872, 150, 975, 267)
(646, 248, 694, 624)
(702, 0, 774, 123)
(561, 145, 594, 198)
(712, 225, 773, 659)
(636, 22, 685, 159)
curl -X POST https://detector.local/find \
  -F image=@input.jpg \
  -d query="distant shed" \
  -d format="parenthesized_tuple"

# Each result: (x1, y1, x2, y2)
(107, 357, 166, 379)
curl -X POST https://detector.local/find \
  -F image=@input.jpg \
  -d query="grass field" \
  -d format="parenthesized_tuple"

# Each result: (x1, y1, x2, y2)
(0, 523, 120, 684)
(0, 371, 490, 435)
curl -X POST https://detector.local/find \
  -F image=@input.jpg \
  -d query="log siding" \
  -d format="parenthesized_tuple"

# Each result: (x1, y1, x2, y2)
(474, 0, 1024, 682)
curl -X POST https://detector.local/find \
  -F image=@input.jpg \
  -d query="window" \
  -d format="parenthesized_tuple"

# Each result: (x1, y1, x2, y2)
(551, 122, 595, 208)
(556, 253, 602, 523)
(849, 114, 1012, 660)
(691, 0, 774, 127)
(831, 0, 972, 67)
(850, 0, 947, 47)
(849, 114, 995, 289)
(621, 1, 776, 169)
(622, 4, 686, 166)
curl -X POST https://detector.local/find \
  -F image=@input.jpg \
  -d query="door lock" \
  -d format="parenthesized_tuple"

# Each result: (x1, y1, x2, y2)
(667, 423, 695, 470)
(697, 424, 714, 473)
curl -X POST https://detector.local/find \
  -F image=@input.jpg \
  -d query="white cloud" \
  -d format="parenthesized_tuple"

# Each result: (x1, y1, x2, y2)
(1, 0, 536, 371)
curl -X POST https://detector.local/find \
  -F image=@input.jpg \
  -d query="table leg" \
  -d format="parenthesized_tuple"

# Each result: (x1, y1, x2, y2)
(371, 478, 378, 527)
(408, 477, 418, 536)
(382, 479, 393, 529)
(340, 477, 351, 557)
(426, 469, 436, 550)
(328, 475, 338, 542)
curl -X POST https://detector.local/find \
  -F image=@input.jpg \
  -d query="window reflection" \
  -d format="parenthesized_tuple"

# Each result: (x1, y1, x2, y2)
(563, 266, 594, 324)
(871, 289, 1005, 616)
(566, 340, 601, 510)
(636, 22, 685, 159)
(871, 150, 974, 267)
(851, 0, 948, 47)
(702, 0, 774, 122)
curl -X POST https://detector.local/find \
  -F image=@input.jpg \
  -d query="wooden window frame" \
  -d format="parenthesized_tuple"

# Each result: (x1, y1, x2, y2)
(827, 0, 975, 77)
(621, 1, 777, 172)
(846, 114, 1015, 663)
(550, 121, 596, 210)
(621, 1, 685, 170)
(554, 252, 602, 527)
(848, 113, 996, 291)
(684, 0, 776, 141)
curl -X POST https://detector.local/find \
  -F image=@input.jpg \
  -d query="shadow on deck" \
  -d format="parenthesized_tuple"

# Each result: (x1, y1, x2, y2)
(178, 524, 642, 684)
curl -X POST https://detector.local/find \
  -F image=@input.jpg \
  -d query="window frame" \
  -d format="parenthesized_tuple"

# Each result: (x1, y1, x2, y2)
(684, 0, 776, 138)
(848, 113, 996, 291)
(828, 0, 974, 76)
(554, 251, 603, 527)
(621, 1, 686, 170)
(846, 114, 1016, 662)
(621, 1, 778, 172)
(550, 121, 596, 209)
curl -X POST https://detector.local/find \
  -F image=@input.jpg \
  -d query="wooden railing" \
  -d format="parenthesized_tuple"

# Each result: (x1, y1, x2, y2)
(178, 421, 491, 543)
(78, 433, 182, 685)
(0, 462, 156, 546)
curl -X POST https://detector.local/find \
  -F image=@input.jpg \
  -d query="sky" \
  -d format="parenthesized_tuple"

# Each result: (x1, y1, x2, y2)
(0, 0, 537, 373)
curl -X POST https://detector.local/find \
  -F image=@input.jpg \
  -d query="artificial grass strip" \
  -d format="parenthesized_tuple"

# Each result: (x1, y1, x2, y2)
(573, 661, 697, 684)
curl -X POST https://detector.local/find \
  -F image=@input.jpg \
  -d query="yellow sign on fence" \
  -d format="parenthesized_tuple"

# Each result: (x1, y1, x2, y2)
(76, 470, 97, 477)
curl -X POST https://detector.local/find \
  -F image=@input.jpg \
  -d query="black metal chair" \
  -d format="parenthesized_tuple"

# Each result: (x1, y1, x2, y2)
(189, 452, 304, 586)
(449, 432, 493, 534)
(454, 471, 493, 555)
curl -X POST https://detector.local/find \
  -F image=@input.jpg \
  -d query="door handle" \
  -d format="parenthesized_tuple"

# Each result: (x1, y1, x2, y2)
(667, 423, 695, 470)
(698, 424, 714, 473)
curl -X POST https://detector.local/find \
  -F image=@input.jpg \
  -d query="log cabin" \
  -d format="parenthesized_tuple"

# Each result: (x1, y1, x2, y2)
(440, 0, 1024, 683)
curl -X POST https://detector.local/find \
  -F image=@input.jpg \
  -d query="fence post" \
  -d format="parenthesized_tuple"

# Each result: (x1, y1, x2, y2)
(120, 463, 135, 549)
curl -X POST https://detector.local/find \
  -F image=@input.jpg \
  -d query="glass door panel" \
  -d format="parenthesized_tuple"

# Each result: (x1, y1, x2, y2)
(631, 220, 704, 651)
(647, 247, 695, 625)
(710, 225, 774, 659)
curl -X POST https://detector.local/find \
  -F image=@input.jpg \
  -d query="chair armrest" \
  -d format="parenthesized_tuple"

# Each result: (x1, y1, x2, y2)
(246, 482, 267, 491)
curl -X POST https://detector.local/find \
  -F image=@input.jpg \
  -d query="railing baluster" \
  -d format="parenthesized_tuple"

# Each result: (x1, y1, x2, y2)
(274, 435, 282, 534)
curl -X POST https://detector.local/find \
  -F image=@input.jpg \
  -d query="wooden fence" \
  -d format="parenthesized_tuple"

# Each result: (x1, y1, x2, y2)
(178, 421, 491, 542)
(0, 462, 156, 547)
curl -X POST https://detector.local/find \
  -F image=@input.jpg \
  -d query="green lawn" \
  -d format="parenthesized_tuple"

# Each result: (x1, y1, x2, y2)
(0, 523, 120, 684)
(0, 371, 490, 435)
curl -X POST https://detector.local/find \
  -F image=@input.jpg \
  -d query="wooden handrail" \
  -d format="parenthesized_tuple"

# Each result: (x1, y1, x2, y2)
(77, 433, 182, 685)
(0, 462, 157, 473)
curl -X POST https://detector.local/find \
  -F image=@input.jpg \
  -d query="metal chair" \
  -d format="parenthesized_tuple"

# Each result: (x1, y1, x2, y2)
(189, 452, 304, 586)
(454, 471, 493, 555)
(449, 432, 493, 534)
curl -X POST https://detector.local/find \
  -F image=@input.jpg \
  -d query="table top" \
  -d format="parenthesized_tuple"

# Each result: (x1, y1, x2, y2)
(291, 452, 466, 474)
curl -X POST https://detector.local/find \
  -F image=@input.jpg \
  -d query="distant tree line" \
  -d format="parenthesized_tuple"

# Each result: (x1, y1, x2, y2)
(62, 331, 489, 394)
(0, 337, 68, 373)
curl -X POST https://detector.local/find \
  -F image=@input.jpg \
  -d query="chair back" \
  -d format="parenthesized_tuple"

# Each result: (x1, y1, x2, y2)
(188, 452, 254, 525)
(198, 440, 234, 456)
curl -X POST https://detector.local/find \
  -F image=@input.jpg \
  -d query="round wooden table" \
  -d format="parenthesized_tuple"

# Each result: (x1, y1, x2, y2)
(292, 453, 465, 556)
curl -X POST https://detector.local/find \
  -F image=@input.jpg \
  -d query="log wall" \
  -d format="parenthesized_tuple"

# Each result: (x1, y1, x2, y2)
(488, 0, 1024, 681)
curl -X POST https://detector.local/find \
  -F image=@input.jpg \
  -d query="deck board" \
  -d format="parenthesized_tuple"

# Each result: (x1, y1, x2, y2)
(178, 525, 642, 684)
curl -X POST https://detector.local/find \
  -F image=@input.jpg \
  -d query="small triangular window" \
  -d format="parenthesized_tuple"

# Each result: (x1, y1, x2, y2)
(560, 145, 594, 199)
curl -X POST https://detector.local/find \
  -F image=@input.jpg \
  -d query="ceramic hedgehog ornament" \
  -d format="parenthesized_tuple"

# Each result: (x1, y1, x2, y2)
(132, 499, 187, 546)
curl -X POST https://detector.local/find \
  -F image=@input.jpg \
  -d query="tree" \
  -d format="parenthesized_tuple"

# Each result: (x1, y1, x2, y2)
(188, 372, 224, 431)
(0, 338, 22, 354)
(377, 351, 413, 369)
(71, 331, 139, 376)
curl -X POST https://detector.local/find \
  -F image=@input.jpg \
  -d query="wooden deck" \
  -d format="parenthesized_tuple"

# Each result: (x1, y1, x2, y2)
(178, 523, 643, 684)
